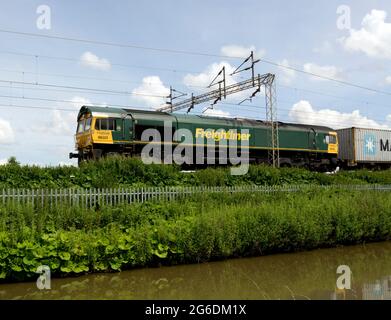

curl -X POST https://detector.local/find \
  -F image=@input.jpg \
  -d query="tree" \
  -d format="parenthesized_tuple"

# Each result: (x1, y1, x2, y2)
(7, 156, 20, 166)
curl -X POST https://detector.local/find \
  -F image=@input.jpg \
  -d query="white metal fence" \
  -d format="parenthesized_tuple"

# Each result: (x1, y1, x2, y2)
(0, 184, 391, 208)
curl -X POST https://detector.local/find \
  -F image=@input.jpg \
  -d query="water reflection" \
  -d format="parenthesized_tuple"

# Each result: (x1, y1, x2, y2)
(1, 241, 391, 300)
(362, 276, 391, 300)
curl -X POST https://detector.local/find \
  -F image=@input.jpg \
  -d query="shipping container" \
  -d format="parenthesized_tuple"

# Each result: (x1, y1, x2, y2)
(337, 127, 391, 166)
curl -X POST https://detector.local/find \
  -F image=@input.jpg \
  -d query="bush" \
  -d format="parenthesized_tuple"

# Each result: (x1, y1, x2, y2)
(2, 156, 391, 189)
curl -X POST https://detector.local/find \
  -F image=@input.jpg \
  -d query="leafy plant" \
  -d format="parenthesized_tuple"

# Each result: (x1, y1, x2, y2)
(0, 190, 391, 282)
(1, 156, 391, 189)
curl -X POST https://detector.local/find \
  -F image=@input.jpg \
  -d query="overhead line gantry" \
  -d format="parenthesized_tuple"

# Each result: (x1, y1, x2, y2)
(157, 51, 280, 167)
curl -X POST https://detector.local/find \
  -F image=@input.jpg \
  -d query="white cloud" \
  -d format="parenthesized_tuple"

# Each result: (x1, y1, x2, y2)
(340, 10, 391, 59)
(58, 161, 77, 167)
(278, 59, 296, 85)
(385, 76, 391, 85)
(34, 95, 94, 135)
(0, 118, 15, 144)
(80, 51, 111, 71)
(32, 96, 108, 136)
(387, 114, 391, 122)
(289, 100, 389, 129)
(70, 96, 91, 109)
(220, 45, 265, 59)
(38, 110, 76, 135)
(132, 76, 170, 109)
(0, 158, 8, 165)
(183, 61, 238, 88)
(202, 107, 231, 118)
(183, 61, 260, 103)
(303, 63, 343, 81)
(32, 110, 76, 135)
(313, 41, 334, 54)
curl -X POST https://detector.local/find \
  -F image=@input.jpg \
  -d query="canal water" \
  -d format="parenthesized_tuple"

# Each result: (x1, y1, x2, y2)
(1, 241, 391, 300)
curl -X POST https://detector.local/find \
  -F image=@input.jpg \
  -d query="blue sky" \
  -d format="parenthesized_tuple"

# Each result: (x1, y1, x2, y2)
(0, 0, 391, 165)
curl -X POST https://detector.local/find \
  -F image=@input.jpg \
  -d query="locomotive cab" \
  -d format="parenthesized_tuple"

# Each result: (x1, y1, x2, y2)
(326, 132, 338, 154)
(69, 106, 134, 163)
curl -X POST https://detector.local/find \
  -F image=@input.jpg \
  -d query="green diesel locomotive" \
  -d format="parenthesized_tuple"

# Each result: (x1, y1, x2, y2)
(70, 106, 338, 170)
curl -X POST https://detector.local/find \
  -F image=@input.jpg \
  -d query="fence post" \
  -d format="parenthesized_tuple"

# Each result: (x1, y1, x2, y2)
(96, 188, 99, 208)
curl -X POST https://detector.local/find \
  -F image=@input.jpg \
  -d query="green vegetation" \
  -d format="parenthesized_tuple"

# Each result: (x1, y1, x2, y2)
(1, 189, 391, 282)
(1, 156, 391, 189)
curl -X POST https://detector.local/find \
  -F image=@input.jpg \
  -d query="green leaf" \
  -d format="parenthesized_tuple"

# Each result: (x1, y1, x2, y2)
(169, 247, 183, 254)
(72, 265, 89, 273)
(109, 262, 122, 271)
(153, 250, 168, 259)
(59, 252, 71, 261)
(11, 265, 22, 272)
(60, 265, 72, 273)
(118, 242, 132, 250)
(158, 243, 168, 251)
(59, 233, 68, 242)
(22, 256, 36, 266)
(33, 248, 45, 259)
(98, 238, 109, 246)
(105, 245, 116, 254)
(72, 246, 86, 256)
(94, 262, 108, 271)
(50, 260, 60, 270)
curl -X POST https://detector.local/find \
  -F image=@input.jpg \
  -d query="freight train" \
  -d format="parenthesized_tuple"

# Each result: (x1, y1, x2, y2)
(70, 106, 339, 170)
(337, 127, 391, 169)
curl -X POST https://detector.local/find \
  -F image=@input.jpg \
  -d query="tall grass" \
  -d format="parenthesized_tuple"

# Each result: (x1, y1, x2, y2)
(1, 189, 391, 282)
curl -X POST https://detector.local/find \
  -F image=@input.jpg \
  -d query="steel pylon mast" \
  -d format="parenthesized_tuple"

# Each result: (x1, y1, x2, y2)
(265, 75, 279, 167)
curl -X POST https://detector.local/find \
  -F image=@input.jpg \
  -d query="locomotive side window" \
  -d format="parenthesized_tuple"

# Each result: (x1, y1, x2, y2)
(115, 120, 122, 131)
(325, 135, 337, 144)
(101, 119, 108, 130)
(95, 118, 120, 131)
(107, 118, 116, 130)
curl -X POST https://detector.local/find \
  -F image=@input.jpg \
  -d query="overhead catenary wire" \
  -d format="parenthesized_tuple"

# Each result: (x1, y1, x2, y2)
(0, 29, 231, 58)
(0, 50, 197, 74)
(0, 79, 387, 124)
(0, 49, 390, 111)
(0, 85, 390, 126)
(0, 102, 384, 129)
(0, 78, 167, 98)
(1, 29, 391, 96)
(1, 65, 390, 112)
(0, 99, 389, 128)
(0, 70, 389, 126)
(0, 29, 389, 130)
(0, 80, 387, 120)
(0, 93, 148, 110)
